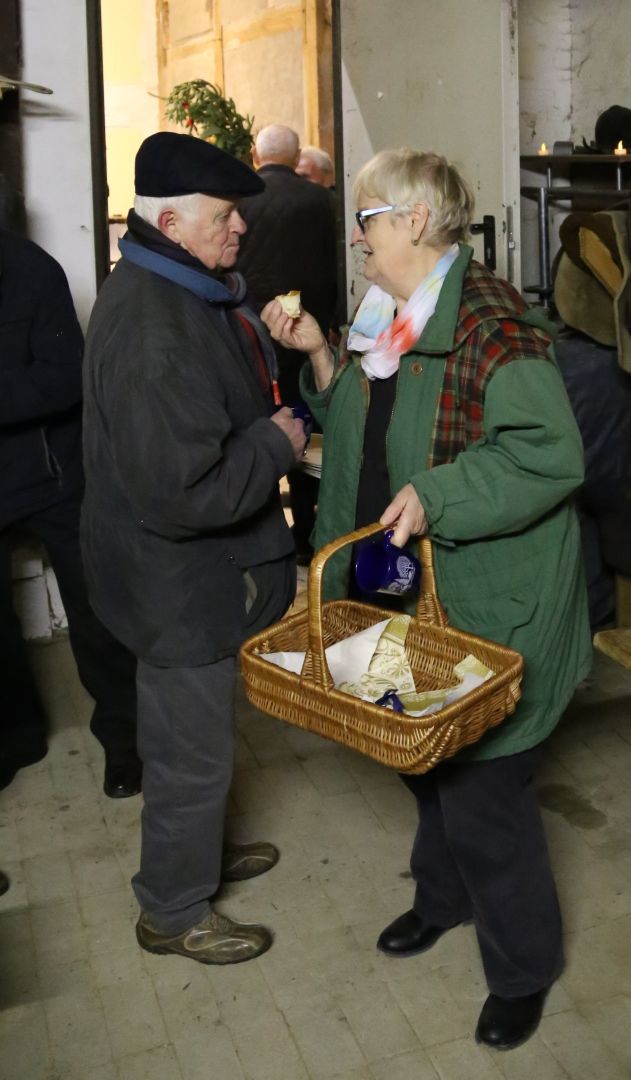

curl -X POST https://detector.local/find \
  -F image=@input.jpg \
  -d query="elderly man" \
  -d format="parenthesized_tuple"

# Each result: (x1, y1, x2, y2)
(81, 132, 306, 964)
(237, 124, 337, 563)
(296, 145, 335, 189)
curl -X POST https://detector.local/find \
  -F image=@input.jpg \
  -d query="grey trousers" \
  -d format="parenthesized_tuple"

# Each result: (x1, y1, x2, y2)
(132, 656, 236, 934)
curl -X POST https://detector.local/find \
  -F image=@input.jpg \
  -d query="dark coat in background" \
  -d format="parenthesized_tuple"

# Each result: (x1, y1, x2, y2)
(0, 229, 84, 528)
(237, 163, 338, 402)
(556, 330, 631, 620)
(0, 230, 138, 775)
(81, 258, 296, 667)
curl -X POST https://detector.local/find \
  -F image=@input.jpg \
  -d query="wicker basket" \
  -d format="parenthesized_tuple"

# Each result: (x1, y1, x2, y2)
(240, 523, 524, 773)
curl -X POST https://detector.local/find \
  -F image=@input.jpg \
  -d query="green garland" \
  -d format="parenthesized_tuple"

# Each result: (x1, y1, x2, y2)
(165, 80, 254, 162)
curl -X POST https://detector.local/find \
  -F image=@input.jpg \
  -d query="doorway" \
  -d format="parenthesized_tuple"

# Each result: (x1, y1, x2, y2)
(99, 0, 337, 221)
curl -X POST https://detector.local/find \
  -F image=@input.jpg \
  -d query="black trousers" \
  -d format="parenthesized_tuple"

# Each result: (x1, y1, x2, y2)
(0, 493, 137, 763)
(401, 747, 564, 997)
(287, 468, 318, 553)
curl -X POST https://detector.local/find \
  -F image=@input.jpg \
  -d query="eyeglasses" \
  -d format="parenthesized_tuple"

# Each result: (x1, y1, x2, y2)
(354, 205, 398, 232)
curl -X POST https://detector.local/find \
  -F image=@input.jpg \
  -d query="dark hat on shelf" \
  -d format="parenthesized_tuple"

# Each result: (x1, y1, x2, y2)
(553, 208, 631, 374)
(134, 132, 264, 198)
(594, 106, 631, 153)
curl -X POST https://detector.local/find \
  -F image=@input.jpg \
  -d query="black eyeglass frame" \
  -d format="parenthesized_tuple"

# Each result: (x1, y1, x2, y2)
(354, 204, 399, 232)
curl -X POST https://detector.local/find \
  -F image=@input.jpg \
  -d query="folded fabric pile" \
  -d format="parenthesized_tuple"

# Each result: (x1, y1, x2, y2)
(264, 614, 494, 717)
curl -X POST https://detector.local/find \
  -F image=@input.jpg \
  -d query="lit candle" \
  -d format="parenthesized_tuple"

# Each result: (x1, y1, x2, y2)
(614, 140, 627, 156)
(537, 142, 550, 156)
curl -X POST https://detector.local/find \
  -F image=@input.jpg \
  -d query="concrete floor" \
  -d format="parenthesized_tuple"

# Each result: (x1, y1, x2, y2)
(2, 567, 631, 1079)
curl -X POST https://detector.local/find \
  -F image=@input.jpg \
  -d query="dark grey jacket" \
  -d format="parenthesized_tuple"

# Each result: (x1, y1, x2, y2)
(81, 258, 296, 666)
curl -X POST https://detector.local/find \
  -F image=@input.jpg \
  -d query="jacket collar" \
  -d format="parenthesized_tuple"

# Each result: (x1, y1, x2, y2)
(256, 163, 297, 177)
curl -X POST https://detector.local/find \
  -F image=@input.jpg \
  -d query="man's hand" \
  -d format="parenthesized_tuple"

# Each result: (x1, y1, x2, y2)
(380, 483, 428, 547)
(261, 300, 327, 355)
(270, 406, 308, 463)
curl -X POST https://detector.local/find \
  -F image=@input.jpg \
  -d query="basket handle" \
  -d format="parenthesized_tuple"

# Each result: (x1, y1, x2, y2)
(303, 523, 448, 690)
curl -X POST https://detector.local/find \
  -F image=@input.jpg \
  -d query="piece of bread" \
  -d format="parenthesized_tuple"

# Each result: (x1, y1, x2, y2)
(275, 290, 301, 318)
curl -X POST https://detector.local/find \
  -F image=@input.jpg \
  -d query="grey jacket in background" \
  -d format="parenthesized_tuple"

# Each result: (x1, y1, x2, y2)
(81, 258, 295, 667)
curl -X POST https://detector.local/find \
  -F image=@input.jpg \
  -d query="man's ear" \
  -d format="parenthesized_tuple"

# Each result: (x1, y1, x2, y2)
(253, 147, 261, 169)
(157, 207, 179, 243)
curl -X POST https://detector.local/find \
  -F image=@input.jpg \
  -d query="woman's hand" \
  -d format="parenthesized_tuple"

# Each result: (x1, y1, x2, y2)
(380, 483, 428, 547)
(261, 300, 326, 355)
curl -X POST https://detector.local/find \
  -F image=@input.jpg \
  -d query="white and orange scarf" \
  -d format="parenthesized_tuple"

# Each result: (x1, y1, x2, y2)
(347, 244, 459, 379)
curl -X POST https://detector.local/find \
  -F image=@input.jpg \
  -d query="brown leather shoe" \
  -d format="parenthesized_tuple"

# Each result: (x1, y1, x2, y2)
(222, 841, 279, 882)
(136, 909, 272, 965)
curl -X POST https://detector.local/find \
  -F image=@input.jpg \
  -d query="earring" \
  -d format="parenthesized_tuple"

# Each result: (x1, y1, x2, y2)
(411, 236, 420, 246)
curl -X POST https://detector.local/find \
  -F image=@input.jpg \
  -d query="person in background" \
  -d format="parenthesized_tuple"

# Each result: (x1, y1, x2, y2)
(262, 147, 591, 1051)
(82, 132, 306, 965)
(0, 227, 140, 797)
(296, 145, 335, 189)
(237, 123, 337, 565)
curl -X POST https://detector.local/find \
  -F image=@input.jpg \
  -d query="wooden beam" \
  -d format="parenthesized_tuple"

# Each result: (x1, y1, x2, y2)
(166, 34, 217, 64)
(223, 5, 302, 49)
(213, 0, 224, 90)
(303, 0, 320, 146)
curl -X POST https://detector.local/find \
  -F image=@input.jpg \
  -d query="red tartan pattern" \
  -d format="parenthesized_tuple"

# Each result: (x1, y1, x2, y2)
(428, 262, 554, 468)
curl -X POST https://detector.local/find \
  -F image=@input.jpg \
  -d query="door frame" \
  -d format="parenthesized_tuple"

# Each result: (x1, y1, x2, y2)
(87, 0, 109, 287)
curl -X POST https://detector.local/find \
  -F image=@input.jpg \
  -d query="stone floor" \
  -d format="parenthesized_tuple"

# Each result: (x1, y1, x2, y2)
(2, 567, 631, 1079)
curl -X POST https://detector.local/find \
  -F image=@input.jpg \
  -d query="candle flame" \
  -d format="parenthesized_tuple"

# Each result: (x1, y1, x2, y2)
(614, 140, 627, 155)
(537, 142, 549, 155)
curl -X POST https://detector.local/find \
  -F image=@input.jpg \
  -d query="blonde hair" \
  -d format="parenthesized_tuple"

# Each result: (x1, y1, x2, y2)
(353, 148, 474, 248)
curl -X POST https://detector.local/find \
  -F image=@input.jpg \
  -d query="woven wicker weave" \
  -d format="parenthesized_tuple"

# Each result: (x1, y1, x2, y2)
(240, 523, 524, 773)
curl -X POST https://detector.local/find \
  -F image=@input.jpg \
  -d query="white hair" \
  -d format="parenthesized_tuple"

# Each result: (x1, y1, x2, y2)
(300, 146, 333, 176)
(133, 192, 203, 228)
(255, 124, 300, 165)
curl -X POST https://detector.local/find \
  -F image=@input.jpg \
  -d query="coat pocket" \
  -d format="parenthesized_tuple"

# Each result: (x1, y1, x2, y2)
(445, 588, 538, 642)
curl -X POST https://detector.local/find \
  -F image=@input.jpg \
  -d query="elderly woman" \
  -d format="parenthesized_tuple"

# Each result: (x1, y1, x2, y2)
(262, 148, 591, 1051)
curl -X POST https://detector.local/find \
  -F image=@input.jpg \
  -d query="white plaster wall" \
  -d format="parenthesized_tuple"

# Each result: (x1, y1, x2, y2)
(518, 0, 572, 153)
(20, 0, 97, 330)
(518, 0, 573, 293)
(339, 0, 521, 315)
(570, 0, 631, 145)
(518, 0, 631, 297)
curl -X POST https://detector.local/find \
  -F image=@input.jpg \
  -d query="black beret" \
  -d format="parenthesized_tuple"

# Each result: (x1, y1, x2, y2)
(595, 106, 631, 153)
(135, 131, 264, 198)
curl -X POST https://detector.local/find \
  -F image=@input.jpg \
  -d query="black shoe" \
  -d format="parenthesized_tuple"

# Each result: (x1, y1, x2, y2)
(475, 990, 547, 1050)
(377, 909, 458, 957)
(0, 741, 48, 790)
(103, 755, 142, 799)
(0, 870, 9, 896)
